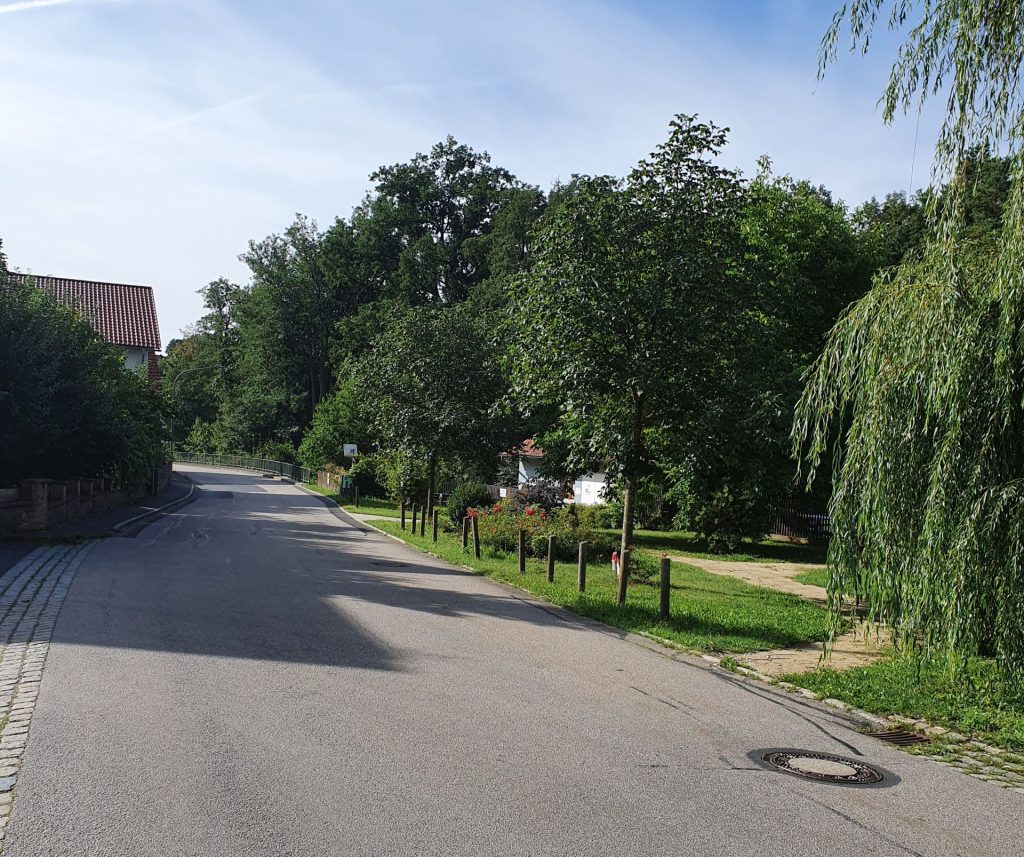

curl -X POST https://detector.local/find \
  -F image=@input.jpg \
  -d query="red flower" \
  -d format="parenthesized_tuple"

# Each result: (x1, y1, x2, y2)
(525, 507, 535, 516)
(539, 511, 547, 519)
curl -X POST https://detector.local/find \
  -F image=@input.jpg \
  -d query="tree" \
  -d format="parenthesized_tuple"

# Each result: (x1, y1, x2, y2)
(509, 116, 746, 602)
(353, 304, 511, 517)
(796, 1, 1024, 680)
(0, 268, 166, 485)
(361, 137, 525, 305)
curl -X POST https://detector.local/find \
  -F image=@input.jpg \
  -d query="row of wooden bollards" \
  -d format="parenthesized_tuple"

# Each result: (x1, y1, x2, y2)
(397, 506, 672, 620)
(399, 500, 440, 541)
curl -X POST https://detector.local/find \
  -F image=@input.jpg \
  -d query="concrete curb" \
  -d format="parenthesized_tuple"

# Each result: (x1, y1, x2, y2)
(110, 477, 197, 534)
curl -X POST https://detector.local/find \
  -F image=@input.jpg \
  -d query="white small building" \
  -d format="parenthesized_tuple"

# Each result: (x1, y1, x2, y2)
(570, 472, 608, 506)
(508, 440, 609, 507)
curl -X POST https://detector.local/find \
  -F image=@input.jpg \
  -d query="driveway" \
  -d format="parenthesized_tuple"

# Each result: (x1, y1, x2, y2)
(3, 465, 1021, 856)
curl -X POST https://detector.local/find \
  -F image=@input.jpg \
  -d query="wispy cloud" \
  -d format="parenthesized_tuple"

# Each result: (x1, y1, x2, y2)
(0, 0, 78, 14)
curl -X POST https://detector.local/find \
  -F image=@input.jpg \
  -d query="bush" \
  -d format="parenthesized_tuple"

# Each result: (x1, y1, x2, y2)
(627, 550, 658, 583)
(472, 501, 618, 562)
(444, 482, 494, 525)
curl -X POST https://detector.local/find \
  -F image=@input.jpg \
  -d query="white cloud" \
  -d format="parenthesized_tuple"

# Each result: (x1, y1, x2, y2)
(0, 0, 941, 346)
(0, 0, 78, 14)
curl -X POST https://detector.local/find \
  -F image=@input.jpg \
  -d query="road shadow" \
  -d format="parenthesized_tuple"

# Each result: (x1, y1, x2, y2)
(43, 468, 575, 672)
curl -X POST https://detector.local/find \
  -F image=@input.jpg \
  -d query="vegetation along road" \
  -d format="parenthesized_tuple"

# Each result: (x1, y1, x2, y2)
(2, 465, 1020, 856)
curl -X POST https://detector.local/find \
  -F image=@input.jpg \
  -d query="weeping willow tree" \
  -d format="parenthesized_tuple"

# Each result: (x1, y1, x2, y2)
(795, 1, 1024, 681)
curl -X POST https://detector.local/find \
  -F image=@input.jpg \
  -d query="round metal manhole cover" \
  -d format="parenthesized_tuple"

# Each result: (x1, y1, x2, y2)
(759, 750, 886, 785)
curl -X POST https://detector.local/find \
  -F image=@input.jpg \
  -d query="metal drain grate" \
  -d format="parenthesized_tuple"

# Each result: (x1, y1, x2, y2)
(371, 561, 410, 568)
(870, 729, 929, 746)
(759, 750, 886, 785)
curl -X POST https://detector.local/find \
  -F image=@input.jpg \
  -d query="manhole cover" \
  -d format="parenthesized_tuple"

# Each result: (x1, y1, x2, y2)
(758, 750, 886, 785)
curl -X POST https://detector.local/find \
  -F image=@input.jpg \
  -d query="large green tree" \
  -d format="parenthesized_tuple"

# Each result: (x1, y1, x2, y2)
(354, 304, 511, 516)
(668, 166, 874, 550)
(796, 1, 1024, 679)
(509, 116, 747, 602)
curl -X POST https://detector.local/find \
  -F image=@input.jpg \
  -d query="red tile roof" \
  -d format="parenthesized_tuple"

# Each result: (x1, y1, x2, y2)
(10, 273, 162, 352)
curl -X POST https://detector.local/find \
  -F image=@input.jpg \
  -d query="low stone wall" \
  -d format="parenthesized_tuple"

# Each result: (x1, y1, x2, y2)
(0, 463, 172, 534)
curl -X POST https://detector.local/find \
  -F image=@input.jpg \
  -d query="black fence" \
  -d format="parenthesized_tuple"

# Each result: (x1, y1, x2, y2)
(765, 492, 831, 543)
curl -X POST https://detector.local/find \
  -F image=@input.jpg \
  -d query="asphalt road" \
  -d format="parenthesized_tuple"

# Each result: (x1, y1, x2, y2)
(5, 466, 1022, 856)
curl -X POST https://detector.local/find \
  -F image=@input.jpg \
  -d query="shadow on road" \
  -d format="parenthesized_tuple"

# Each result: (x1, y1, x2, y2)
(44, 467, 576, 672)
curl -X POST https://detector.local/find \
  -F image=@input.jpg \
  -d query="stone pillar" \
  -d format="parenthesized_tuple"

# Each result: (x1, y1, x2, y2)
(18, 480, 50, 531)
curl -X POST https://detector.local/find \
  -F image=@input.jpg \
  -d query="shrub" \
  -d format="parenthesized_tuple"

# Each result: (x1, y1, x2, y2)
(444, 482, 494, 525)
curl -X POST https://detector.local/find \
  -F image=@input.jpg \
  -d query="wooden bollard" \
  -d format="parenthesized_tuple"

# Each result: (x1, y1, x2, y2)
(577, 541, 587, 592)
(616, 549, 630, 605)
(462, 516, 469, 549)
(546, 535, 555, 582)
(432, 509, 439, 542)
(518, 528, 527, 574)
(660, 555, 671, 620)
(472, 515, 481, 559)
(411, 504, 418, 535)
(354, 485, 360, 507)
(420, 504, 427, 536)
(400, 499, 407, 530)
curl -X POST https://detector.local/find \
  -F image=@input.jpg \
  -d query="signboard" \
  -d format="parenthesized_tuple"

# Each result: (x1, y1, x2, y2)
(343, 443, 359, 458)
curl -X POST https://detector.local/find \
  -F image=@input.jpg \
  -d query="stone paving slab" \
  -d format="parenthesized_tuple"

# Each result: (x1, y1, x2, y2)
(0, 544, 92, 848)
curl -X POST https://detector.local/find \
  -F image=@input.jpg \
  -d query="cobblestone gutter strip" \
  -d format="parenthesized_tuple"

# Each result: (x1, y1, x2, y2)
(0, 544, 92, 846)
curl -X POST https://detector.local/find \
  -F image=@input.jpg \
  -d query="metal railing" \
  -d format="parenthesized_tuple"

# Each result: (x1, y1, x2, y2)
(173, 450, 312, 484)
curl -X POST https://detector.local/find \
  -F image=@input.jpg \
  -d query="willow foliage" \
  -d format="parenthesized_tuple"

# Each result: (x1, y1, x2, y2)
(797, 2, 1024, 680)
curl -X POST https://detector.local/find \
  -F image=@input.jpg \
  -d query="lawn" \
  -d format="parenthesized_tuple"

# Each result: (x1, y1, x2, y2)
(372, 519, 831, 654)
(793, 567, 829, 588)
(783, 657, 1024, 751)
(304, 485, 405, 518)
(609, 528, 829, 564)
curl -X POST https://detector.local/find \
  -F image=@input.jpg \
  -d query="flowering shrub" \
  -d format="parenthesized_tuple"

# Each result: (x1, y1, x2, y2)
(471, 500, 617, 561)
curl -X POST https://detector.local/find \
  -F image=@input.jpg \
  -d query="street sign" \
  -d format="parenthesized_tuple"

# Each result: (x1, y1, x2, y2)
(343, 443, 359, 457)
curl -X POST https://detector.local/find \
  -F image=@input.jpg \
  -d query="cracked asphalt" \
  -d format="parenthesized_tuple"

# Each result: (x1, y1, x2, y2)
(4, 465, 1022, 856)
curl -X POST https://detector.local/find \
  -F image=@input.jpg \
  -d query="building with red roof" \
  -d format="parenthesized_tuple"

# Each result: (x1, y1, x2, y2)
(10, 273, 162, 382)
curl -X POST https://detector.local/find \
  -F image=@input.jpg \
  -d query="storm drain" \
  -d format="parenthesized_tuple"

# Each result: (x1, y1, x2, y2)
(759, 750, 886, 785)
(870, 729, 929, 746)
(371, 561, 410, 568)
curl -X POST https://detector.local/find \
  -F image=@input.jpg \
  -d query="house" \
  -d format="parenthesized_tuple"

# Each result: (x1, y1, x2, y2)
(10, 273, 162, 382)
(508, 440, 609, 507)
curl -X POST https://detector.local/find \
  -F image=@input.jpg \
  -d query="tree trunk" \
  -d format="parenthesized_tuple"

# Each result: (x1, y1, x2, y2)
(423, 451, 436, 537)
(617, 394, 644, 606)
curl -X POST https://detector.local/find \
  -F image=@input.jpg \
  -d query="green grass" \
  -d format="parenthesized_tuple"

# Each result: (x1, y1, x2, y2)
(793, 567, 829, 588)
(783, 657, 1024, 751)
(373, 519, 832, 654)
(609, 528, 829, 564)
(304, 485, 406, 518)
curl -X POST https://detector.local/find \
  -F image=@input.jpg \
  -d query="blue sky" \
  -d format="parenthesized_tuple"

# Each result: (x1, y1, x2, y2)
(0, 0, 941, 345)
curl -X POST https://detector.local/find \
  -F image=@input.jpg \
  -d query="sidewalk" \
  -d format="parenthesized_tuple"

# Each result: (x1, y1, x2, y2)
(41, 471, 196, 539)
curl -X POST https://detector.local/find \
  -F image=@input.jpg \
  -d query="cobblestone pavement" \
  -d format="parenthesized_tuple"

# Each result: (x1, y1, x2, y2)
(0, 544, 92, 848)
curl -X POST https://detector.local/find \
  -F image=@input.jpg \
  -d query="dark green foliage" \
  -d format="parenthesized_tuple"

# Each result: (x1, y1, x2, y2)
(443, 482, 492, 525)
(0, 269, 166, 485)
(509, 116, 748, 575)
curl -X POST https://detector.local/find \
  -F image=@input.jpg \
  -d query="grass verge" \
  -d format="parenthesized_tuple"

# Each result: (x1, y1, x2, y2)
(783, 657, 1024, 751)
(304, 485, 406, 518)
(372, 519, 831, 654)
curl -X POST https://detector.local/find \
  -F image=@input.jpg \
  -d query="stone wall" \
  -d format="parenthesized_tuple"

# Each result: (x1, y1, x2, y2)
(0, 463, 173, 534)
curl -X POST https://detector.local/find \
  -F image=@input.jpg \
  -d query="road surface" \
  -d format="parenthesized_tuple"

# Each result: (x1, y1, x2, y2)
(4, 465, 1022, 856)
